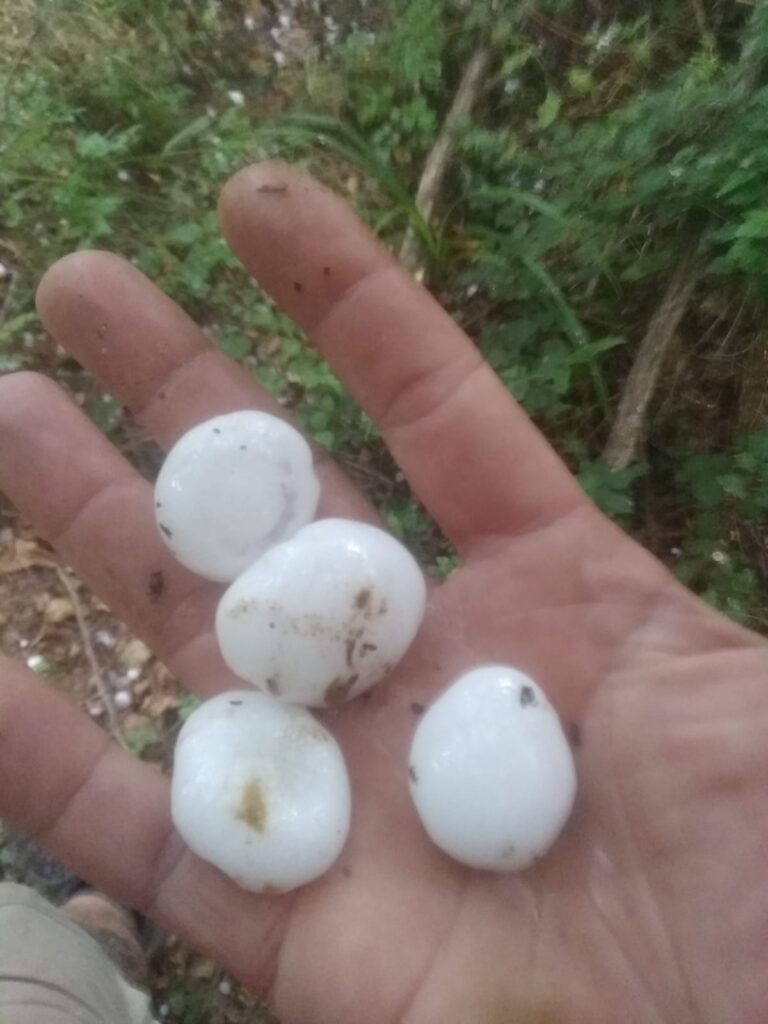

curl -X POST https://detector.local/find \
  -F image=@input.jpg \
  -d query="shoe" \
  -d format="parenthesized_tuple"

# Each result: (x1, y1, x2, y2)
(62, 889, 149, 991)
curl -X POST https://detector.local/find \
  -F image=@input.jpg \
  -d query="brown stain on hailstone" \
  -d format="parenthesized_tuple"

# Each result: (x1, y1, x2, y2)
(235, 779, 267, 832)
(324, 674, 359, 706)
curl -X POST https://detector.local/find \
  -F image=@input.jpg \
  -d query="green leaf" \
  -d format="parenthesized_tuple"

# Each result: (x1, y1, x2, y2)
(84, 395, 122, 435)
(567, 68, 594, 95)
(178, 694, 201, 722)
(568, 336, 626, 365)
(162, 114, 213, 155)
(0, 312, 37, 348)
(537, 91, 561, 129)
(216, 329, 251, 359)
(500, 44, 536, 76)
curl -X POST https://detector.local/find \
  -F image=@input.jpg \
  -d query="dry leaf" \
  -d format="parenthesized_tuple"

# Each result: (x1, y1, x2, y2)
(43, 597, 75, 624)
(142, 693, 181, 717)
(0, 539, 56, 574)
(132, 679, 152, 698)
(118, 638, 152, 669)
(189, 957, 217, 980)
(123, 712, 152, 732)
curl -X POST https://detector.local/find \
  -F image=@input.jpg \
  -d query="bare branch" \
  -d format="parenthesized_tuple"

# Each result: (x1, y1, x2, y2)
(55, 565, 127, 749)
(689, 0, 712, 45)
(602, 251, 700, 471)
(399, 45, 492, 280)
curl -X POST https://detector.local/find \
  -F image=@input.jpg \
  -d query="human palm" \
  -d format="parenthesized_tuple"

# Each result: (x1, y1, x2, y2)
(0, 164, 766, 1024)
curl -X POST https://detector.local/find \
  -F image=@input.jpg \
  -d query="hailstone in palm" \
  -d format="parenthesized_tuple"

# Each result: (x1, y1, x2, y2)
(216, 518, 426, 706)
(154, 411, 319, 582)
(408, 666, 577, 871)
(171, 690, 351, 891)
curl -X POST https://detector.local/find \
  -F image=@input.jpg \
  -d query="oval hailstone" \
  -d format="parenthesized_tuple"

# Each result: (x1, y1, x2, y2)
(408, 666, 577, 872)
(216, 519, 427, 707)
(154, 411, 320, 582)
(171, 690, 351, 892)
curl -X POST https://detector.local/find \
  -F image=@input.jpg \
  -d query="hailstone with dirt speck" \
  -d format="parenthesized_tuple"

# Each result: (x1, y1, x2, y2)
(215, 518, 426, 707)
(408, 666, 577, 871)
(154, 411, 319, 582)
(171, 690, 351, 892)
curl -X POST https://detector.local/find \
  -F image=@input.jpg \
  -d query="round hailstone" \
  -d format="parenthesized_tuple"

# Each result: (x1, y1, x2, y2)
(216, 519, 426, 707)
(171, 690, 351, 892)
(154, 411, 320, 582)
(408, 666, 577, 872)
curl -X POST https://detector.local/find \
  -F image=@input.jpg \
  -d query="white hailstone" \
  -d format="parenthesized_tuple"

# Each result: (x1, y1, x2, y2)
(171, 690, 351, 892)
(216, 519, 426, 707)
(154, 411, 320, 583)
(408, 666, 577, 872)
(113, 689, 132, 710)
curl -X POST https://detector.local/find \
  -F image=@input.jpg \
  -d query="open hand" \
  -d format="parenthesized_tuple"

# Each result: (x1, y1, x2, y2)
(0, 164, 765, 1024)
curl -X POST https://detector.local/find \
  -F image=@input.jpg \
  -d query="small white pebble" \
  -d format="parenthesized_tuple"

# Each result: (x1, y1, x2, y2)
(95, 630, 115, 648)
(216, 519, 426, 706)
(218, 978, 233, 996)
(154, 411, 319, 583)
(25, 654, 46, 673)
(274, 50, 286, 67)
(227, 89, 245, 107)
(124, 667, 141, 683)
(172, 691, 351, 891)
(409, 666, 577, 872)
(243, 15, 256, 30)
(114, 689, 132, 710)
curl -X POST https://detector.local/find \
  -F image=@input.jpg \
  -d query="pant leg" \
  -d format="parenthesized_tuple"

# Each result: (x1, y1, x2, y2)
(0, 882, 156, 1023)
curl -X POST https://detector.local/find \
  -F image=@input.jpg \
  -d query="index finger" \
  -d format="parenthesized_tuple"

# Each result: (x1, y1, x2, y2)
(219, 163, 586, 554)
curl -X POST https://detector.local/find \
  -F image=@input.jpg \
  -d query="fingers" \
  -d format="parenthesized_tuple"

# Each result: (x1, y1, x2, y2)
(0, 655, 286, 993)
(35, 250, 373, 524)
(219, 163, 586, 553)
(0, 372, 233, 693)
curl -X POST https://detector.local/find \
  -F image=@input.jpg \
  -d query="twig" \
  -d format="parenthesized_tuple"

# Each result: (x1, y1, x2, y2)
(398, 45, 492, 281)
(602, 250, 701, 471)
(738, 327, 768, 432)
(689, 0, 713, 46)
(529, 9, 585, 46)
(0, 269, 16, 331)
(55, 565, 127, 749)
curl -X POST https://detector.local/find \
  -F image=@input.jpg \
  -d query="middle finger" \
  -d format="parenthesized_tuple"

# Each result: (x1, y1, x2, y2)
(35, 249, 374, 523)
